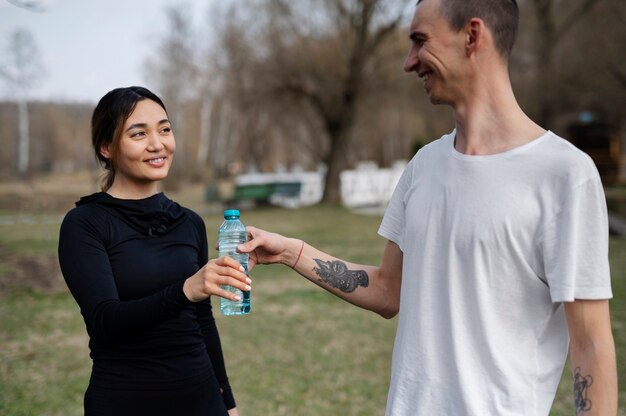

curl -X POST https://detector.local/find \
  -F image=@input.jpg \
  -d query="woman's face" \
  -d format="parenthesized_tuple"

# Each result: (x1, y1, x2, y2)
(100, 99, 176, 195)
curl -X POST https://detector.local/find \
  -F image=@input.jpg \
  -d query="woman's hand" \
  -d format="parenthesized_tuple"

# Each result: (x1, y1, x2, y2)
(227, 407, 239, 416)
(238, 226, 301, 271)
(182, 256, 251, 303)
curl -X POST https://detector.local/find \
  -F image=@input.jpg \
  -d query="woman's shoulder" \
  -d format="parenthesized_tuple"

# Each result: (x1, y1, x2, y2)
(180, 206, 206, 231)
(60, 195, 111, 233)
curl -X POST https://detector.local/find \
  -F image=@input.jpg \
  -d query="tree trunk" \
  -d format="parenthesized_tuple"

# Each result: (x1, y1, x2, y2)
(532, 0, 557, 128)
(531, 0, 602, 128)
(17, 98, 29, 175)
(197, 97, 213, 169)
(322, 120, 351, 204)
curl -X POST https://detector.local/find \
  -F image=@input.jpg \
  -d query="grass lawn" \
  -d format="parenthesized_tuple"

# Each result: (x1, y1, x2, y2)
(0, 197, 624, 415)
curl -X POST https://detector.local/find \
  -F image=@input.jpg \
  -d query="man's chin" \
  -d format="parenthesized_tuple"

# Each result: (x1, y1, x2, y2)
(428, 96, 445, 105)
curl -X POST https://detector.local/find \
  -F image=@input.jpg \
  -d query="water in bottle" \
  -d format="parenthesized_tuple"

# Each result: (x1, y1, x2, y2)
(218, 209, 250, 315)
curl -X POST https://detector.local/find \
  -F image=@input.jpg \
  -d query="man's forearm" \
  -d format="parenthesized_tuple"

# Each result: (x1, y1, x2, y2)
(569, 340, 617, 415)
(241, 228, 402, 318)
(291, 242, 401, 318)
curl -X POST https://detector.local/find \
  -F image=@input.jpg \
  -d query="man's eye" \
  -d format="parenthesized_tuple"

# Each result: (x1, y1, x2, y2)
(161, 127, 172, 134)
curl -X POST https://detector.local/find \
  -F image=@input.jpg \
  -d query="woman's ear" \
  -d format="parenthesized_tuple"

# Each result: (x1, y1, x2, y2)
(99, 143, 111, 160)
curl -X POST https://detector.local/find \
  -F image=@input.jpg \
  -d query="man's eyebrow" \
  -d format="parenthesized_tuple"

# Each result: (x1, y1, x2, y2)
(409, 31, 427, 41)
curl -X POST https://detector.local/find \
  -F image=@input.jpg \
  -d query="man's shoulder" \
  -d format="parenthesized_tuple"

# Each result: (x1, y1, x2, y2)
(410, 131, 454, 164)
(538, 131, 598, 175)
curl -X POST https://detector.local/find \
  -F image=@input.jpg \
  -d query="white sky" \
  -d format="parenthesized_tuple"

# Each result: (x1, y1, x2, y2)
(0, 0, 217, 103)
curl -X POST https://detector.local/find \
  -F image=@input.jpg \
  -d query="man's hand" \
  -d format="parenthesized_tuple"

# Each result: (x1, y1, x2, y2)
(238, 226, 301, 270)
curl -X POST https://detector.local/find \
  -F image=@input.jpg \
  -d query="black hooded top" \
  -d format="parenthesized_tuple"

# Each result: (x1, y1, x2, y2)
(58, 192, 235, 409)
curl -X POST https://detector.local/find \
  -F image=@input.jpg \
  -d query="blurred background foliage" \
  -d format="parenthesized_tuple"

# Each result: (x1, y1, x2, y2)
(1, 0, 625, 202)
(1, 1, 626, 414)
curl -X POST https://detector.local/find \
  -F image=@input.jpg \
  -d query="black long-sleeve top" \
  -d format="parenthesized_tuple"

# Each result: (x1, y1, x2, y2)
(58, 192, 235, 409)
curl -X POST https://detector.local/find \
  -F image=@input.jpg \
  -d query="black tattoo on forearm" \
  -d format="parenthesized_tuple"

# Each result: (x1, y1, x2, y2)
(573, 367, 593, 414)
(312, 259, 369, 293)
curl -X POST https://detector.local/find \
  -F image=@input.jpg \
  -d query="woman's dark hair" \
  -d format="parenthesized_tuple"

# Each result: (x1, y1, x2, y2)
(91, 86, 168, 191)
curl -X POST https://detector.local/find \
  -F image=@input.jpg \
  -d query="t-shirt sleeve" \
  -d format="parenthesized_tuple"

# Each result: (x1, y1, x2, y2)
(58, 207, 192, 342)
(540, 176, 612, 302)
(378, 160, 413, 251)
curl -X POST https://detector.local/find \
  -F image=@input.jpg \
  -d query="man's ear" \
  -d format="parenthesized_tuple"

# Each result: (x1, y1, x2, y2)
(466, 17, 485, 56)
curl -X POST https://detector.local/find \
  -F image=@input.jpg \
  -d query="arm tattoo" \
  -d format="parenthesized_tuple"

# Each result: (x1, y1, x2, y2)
(312, 259, 369, 293)
(573, 367, 593, 413)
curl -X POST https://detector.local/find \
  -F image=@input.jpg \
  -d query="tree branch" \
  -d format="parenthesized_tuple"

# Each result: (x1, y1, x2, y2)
(6, 0, 46, 12)
(608, 64, 626, 89)
(555, 0, 603, 41)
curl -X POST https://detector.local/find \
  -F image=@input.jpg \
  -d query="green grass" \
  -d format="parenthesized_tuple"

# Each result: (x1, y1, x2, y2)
(0, 204, 624, 415)
(0, 290, 90, 416)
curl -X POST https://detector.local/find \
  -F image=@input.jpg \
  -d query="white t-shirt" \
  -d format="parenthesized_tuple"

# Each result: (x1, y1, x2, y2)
(378, 130, 612, 415)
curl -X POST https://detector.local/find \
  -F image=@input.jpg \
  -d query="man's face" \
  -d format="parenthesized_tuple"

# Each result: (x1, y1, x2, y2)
(403, 0, 467, 105)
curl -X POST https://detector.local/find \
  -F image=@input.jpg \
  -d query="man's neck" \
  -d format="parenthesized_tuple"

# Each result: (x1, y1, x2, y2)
(451, 68, 545, 156)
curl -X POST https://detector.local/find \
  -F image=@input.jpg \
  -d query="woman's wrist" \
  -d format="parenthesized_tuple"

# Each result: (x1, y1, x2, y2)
(182, 276, 199, 303)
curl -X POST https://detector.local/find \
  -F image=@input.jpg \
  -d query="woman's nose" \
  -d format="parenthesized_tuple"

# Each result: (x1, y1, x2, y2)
(147, 133, 165, 150)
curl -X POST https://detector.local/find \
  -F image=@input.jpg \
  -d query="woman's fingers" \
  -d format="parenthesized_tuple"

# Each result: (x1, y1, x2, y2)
(212, 257, 249, 279)
(184, 256, 251, 303)
(205, 258, 250, 288)
(209, 277, 250, 302)
(215, 287, 243, 302)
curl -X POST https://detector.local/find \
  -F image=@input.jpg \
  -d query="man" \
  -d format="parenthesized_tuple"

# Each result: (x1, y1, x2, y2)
(239, 0, 617, 414)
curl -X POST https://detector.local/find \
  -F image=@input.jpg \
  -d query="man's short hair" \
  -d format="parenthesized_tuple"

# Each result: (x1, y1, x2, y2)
(418, 0, 519, 59)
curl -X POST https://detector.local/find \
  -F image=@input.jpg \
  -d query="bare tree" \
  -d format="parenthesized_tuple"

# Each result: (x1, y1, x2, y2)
(5, 0, 47, 12)
(217, 0, 410, 203)
(527, 0, 603, 127)
(0, 28, 45, 176)
(145, 4, 201, 183)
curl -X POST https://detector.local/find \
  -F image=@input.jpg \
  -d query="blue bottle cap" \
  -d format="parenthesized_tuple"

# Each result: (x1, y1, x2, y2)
(224, 209, 240, 218)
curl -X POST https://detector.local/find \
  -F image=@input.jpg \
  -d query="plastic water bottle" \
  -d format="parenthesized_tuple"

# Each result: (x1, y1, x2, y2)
(218, 209, 250, 315)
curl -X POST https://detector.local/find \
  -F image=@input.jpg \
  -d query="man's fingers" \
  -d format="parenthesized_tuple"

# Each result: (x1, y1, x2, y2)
(237, 239, 258, 254)
(239, 226, 265, 253)
(248, 251, 259, 270)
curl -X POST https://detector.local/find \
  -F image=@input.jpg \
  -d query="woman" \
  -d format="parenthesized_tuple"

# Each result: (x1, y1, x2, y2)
(58, 86, 250, 415)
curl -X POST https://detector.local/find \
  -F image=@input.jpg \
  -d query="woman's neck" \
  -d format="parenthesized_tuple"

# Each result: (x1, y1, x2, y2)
(106, 181, 160, 200)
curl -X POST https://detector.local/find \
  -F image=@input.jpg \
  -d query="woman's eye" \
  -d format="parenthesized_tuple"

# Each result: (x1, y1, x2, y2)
(161, 127, 172, 134)
(130, 131, 145, 138)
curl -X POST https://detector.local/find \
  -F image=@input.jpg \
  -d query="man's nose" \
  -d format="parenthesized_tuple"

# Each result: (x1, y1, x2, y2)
(403, 48, 419, 73)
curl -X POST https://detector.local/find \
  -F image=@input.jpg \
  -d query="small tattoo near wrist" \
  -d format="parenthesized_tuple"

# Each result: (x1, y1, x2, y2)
(312, 259, 369, 293)
(573, 367, 593, 414)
